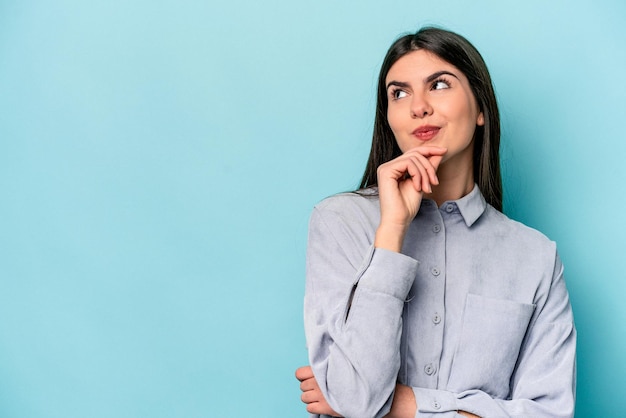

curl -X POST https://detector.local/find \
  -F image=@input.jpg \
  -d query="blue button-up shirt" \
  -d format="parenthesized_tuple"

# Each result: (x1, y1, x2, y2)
(304, 186, 575, 417)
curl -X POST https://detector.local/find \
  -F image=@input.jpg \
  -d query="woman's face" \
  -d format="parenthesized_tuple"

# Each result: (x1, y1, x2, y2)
(385, 49, 484, 167)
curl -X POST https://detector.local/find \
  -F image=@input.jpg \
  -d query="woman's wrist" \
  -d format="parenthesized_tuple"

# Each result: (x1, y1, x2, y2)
(374, 223, 408, 253)
(384, 384, 416, 418)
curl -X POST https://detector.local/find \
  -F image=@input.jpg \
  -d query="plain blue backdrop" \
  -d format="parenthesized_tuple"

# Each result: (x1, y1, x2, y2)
(1, 0, 625, 416)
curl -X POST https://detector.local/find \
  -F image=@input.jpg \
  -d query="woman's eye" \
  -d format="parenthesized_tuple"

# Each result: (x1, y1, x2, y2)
(393, 89, 408, 99)
(432, 79, 450, 90)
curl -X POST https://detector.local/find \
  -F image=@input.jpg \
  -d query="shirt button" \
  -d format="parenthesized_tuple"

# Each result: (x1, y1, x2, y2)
(431, 267, 440, 276)
(432, 224, 441, 233)
(445, 204, 454, 213)
(424, 363, 436, 376)
(432, 400, 441, 410)
(432, 313, 441, 324)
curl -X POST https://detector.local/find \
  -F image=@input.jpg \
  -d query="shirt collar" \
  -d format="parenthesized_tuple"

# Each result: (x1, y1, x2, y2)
(447, 184, 487, 227)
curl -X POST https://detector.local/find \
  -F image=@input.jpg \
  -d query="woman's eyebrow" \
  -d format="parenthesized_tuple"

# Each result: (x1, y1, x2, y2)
(425, 70, 459, 83)
(386, 71, 460, 90)
(386, 80, 410, 90)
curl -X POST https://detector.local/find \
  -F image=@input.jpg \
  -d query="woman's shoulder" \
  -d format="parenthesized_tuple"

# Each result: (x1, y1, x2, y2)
(310, 189, 381, 232)
(482, 205, 556, 252)
(314, 188, 380, 214)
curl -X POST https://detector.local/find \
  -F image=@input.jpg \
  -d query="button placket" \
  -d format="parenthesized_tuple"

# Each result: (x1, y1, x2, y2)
(407, 208, 445, 390)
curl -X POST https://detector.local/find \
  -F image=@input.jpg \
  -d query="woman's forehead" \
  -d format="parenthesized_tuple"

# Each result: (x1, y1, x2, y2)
(386, 50, 461, 82)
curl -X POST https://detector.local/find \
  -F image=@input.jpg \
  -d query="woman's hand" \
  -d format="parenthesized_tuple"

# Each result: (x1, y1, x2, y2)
(295, 366, 343, 417)
(375, 146, 447, 252)
(296, 366, 479, 418)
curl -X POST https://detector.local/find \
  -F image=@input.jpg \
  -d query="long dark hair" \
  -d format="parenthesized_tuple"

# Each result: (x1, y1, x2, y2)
(359, 27, 502, 211)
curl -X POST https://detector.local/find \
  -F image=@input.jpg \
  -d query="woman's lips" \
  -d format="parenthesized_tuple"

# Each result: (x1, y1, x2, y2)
(412, 125, 440, 141)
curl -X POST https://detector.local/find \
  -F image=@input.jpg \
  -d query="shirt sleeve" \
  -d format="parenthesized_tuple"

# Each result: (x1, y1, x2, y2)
(304, 205, 419, 418)
(411, 253, 576, 418)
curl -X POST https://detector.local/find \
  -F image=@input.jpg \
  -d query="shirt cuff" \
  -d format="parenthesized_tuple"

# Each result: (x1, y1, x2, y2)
(356, 247, 419, 300)
(413, 387, 459, 414)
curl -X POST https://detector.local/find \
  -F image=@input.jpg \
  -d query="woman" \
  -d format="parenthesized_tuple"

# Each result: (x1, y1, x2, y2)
(296, 27, 576, 418)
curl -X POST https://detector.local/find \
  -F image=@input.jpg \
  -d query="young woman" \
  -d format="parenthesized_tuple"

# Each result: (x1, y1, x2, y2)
(295, 27, 576, 418)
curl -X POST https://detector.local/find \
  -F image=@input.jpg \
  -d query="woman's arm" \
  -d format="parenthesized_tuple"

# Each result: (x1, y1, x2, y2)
(301, 254, 575, 418)
(303, 206, 417, 417)
(302, 147, 446, 417)
(403, 255, 575, 418)
(296, 374, 480, 418)
(379, 384, 481, 418)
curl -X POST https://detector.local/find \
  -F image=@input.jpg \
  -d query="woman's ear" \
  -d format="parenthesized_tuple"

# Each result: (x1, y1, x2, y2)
(477, 112, 485, 126)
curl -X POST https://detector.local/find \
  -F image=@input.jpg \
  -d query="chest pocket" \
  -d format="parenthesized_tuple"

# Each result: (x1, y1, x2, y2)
(447, 293, 535, 399)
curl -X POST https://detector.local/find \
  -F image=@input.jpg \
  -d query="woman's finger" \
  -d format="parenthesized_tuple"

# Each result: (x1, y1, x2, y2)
(405, 155, 430, 193)
(403, 149, 442, 185)
(300, 377, 318, 392)
(307, 401, 343, 417)
(428, 154, 444, 172)
(301, 388, 323, 404)
(295, 365, 314, 382)
(404, 145, 448, 157)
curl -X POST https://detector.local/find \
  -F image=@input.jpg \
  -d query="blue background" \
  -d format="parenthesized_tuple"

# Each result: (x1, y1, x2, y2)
(1, 1, 624, 416)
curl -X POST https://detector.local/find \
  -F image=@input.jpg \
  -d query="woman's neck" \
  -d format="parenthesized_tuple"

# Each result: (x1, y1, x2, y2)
(425, 157, 474, 207)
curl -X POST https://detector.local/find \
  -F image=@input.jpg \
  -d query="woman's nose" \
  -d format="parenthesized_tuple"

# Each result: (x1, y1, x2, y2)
(410, 94, 433, 118)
